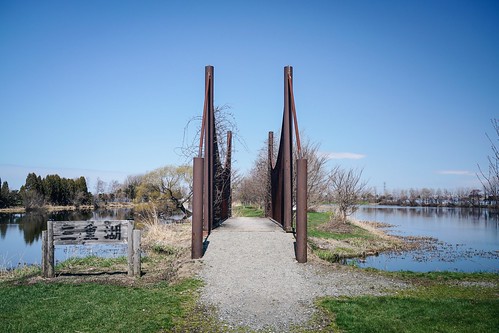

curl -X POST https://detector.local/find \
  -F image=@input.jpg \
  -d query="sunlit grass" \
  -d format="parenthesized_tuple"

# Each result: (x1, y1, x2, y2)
(319, 271, 499, 333)
(232, 205, 264, 217)
(307, 211, 372, 240)
(55, 255, 127, 270)
(0, 279, 202, 333)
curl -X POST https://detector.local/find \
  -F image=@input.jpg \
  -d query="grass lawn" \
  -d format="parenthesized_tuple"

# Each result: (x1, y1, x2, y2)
(233, 205, 264, 217)
(319, 272, 499, 333)
(0, 279, 201, 333)
(307, 211, 372, 240)
(2, 207, 497, 332)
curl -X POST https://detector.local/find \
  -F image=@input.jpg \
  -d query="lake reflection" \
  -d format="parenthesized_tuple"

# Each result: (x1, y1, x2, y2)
(352, 206, 499, 273)
(0, 208, 133, 269)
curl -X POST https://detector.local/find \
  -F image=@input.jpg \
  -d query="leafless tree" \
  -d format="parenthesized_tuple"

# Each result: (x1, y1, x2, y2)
(477, 118, 499, 209)
(95, 178, 106, 195)
(233, 142, 268, 208)
(179, 104, 245, 218)
(236, 133, 330, 211)
(329, 166, 368, 221)
(178, 105, 246, 162)
(293, 136, 330, 210)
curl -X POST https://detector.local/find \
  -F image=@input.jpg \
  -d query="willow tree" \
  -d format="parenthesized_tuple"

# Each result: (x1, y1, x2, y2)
(135, 165, 193, 217)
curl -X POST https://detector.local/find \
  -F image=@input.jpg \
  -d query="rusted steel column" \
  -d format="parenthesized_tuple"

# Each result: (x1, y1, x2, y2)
(283, 66, 293, 232)
(266, 131, 274, 218)
(296, 158, 308, 263)
(226, 131, 232, 219)
(192, 157, 204, 259)
(203, 65, 214, 234)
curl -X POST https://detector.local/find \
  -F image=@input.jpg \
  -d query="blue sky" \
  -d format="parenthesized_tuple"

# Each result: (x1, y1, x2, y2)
(1, 0, 498, 193)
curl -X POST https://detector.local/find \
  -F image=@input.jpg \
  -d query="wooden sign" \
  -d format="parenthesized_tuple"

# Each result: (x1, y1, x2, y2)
(52, 220, 129, 245)
(42, 220, 141, 278)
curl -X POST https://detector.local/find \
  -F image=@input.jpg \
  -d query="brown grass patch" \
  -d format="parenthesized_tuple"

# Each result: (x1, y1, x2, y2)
(317, 217, 356, 234)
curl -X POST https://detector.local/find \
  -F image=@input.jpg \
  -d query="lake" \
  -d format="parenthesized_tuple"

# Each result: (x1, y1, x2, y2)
(352, 206, 499, 273)
(0, 209, 134, 270)
(2, 206, 498, 272)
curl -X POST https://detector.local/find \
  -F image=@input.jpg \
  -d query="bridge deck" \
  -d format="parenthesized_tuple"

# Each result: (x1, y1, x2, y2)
(215, 216, 285, 233)
(199, 217, 301, 329)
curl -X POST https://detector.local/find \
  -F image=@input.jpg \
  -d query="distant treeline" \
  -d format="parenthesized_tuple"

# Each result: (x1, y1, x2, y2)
(0, 173, 92, 209)
(364, 187, 498, 209)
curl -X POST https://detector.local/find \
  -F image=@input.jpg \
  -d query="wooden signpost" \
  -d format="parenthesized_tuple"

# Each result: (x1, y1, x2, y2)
(41, 220, 141, 278)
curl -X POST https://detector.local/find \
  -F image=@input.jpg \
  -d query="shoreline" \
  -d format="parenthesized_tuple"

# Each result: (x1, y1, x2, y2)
(308, 213, 418, 264)
(0, 202, 135, 214)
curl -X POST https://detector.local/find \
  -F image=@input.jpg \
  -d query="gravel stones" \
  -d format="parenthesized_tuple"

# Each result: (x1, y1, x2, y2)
(197, 217, 406, 331)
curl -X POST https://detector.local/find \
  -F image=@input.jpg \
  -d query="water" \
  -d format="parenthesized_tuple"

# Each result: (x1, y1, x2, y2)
(352, 206, 499, 273)
(0, 208, 133, 270)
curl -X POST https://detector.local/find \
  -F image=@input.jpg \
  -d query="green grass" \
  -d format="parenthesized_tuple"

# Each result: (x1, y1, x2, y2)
(56, 255, 127, 270)
(365, 268, 499, 283)
(233, 205, 264, 217)
(307, 211, 372, 240)
(319, 274, 499, 333)
(0, 279, 202, 333)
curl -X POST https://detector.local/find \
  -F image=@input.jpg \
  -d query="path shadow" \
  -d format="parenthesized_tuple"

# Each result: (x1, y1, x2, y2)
(202, 238, 210, 256)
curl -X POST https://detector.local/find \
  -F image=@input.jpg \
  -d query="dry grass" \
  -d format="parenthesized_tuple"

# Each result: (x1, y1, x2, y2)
(309, 214, 407, 262)
(138, 204, 191, 250)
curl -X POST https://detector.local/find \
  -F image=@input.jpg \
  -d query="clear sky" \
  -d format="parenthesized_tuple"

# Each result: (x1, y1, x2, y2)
(1, 0, 498, 193)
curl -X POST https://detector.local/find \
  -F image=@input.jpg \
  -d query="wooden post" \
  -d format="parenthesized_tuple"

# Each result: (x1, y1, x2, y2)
(41, 230, 47, 277)
(47, 221, 55, 277)
(133, 229, 141, 277)
(127, 221, 134, 276)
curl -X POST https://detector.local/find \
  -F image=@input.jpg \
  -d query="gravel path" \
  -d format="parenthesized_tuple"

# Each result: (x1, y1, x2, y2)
(197, 217, 407, 331)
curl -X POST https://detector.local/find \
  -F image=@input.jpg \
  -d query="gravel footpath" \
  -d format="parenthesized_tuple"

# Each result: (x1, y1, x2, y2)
(197, 217, 407, 331)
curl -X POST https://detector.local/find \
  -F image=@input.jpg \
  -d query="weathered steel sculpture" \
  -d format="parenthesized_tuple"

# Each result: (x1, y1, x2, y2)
(267, 66, 308, 262)
(192, 66, 232, 259)
(192, 65, 306, 263)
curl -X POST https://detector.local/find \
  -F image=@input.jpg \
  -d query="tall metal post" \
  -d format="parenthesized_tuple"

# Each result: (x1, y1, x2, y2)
(203, 65, 214, 234)
(221, 131, 232, 220)
(296, 158, 308, 263)
(266, 131, 274, 217)
(192, 157, 204, 259)
(283, 66, 293, 232)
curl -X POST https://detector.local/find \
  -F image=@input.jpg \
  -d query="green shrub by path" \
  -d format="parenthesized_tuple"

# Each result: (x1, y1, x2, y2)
(319, 280, 499, 333)
(0, 279, 202, 333)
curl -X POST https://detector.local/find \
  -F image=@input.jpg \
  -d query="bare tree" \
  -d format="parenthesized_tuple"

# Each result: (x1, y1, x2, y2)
(329, 166, 368, 221)
(236, 134, 330, 211)
(95, 178, 106, 195)
(233, 142, 268, 208)
(477, 118, 499, 209)
(178, 105, 246, 162)
(293, 136, 330, 210)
